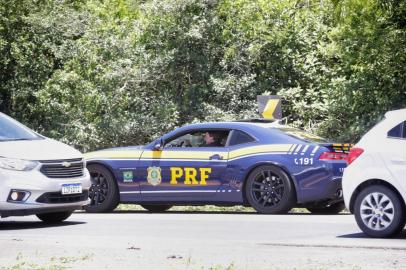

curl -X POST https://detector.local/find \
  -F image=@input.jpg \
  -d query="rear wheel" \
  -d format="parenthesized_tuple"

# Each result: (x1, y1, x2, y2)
(354, 185, 406, 238)
(307, 202, 345, 214)
(245, 165, 295, 214)
(36, 211, 72, 223)
(85, 164, 119, 213)
(141, 205, 172, 212)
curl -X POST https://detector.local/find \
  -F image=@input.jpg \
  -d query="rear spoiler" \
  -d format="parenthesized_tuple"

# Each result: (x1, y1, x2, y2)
(319, 143, 353, 154)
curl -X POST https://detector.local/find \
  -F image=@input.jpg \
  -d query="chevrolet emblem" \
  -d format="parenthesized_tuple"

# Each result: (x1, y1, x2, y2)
(62, 161, 72, 168)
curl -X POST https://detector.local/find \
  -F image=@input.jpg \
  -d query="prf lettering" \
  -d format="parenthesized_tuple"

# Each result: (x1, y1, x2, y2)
(170, 167, 212, 185)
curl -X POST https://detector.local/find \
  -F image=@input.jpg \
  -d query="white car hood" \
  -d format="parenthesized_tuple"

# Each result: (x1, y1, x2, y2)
(0, 138, 82, 161)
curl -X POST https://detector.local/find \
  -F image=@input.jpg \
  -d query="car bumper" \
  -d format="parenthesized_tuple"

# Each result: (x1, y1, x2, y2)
(0, 168, 91, 218)
(342, 166, 358, 211)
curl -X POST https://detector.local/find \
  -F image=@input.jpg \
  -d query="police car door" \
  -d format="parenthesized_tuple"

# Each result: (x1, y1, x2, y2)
(139, 130, 230, 200)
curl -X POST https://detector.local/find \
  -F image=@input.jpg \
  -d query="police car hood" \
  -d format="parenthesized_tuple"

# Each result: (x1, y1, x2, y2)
(0, 138, 82, 161)
(84, 146, 144, 160)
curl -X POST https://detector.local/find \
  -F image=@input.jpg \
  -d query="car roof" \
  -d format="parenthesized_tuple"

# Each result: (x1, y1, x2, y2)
(180, 121, 279, 129)
(385, 108, 406, 121)
(159, 121, 304, 145)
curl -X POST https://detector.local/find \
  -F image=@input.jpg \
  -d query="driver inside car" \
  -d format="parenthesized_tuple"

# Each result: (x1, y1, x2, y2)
(201, 131, 223, 147)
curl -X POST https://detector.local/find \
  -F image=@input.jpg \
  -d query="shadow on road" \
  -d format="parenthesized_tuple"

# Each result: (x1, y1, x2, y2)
(84, 210, 260, 215)
(76, 210, 350, 215)
(338, 229, 406, 240)
(0, 221, 85, 231)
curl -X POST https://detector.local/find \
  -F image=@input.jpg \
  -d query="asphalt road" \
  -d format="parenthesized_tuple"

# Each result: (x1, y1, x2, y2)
(0, 211, 405, 270)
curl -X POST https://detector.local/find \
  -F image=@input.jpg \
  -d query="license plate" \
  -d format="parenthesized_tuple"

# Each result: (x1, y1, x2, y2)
(61, 183, 82, 195)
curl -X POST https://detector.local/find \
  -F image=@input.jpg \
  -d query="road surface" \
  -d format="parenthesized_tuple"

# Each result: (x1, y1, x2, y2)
(0, 211, 405, 269)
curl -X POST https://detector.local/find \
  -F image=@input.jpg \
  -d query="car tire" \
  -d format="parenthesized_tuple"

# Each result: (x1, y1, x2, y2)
(354, 185, 406, 238)
(36, 211, 73, 223)
(245, 165, 295, 214)
(307, 202, 346, 214)
(141, 205, 172, 212)
(85, 164, 119, 213)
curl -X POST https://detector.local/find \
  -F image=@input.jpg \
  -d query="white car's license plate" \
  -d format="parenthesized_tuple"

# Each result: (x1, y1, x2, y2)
(61, 183, 82, 195)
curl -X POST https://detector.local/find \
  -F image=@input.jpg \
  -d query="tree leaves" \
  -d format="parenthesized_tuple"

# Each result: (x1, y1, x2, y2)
(0, 0, 404, 150)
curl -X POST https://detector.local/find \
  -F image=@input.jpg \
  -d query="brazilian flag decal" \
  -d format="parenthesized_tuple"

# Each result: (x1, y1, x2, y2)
(123, 171, 134, 182)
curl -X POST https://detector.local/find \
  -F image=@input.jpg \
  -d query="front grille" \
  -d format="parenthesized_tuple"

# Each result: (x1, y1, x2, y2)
(40, 159, 84, 178)
(36, 190, 89, 204)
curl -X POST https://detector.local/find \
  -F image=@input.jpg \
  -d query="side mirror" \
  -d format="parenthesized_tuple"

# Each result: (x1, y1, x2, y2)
(153, 139, 164, 151)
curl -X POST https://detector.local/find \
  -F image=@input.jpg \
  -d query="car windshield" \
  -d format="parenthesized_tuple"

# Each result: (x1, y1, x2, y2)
(274, 127, 328, 143)
(0, 113, 42, 141)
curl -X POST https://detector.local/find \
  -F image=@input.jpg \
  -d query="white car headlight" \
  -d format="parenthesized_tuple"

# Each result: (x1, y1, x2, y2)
(0, 157, 39, 171)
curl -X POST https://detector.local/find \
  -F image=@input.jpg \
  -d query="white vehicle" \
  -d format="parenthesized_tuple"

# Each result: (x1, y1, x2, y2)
(0, 112, 91, 223)
(343, 108, 406, 237)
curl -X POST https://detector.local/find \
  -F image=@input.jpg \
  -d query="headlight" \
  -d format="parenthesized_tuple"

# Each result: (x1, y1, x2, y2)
(0, 157, 39, 171)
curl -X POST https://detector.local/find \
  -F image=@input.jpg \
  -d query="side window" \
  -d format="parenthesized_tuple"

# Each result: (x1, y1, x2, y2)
(387, 122, 404, 139)
(403, 122, 406, 139)
(165, 133, 203, 148)
(228, 130, 255, 146)
(165, 130, 230, 148)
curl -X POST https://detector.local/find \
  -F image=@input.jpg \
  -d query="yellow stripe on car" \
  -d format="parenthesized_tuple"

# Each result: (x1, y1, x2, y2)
(85, 144, 293, 161)
(229, 144, 292, 159)
(141, 150, 225, 160)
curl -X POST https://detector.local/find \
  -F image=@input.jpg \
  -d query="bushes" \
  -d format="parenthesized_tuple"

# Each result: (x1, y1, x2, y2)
(0, 0, 404, 151)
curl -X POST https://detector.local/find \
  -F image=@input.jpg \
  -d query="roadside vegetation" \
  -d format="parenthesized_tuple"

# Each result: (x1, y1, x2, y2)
(1, 0, 405, 151)
(0, 253, 93, 270)
(115, 204, 328, 213)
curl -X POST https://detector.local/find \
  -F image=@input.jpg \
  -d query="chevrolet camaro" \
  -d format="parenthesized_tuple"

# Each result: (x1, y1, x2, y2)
(84, 120, 348, 214)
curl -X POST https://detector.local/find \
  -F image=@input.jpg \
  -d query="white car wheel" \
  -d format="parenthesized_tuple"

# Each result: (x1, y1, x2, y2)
(354, 185, 405, 238)
(360, 192, 394, 230)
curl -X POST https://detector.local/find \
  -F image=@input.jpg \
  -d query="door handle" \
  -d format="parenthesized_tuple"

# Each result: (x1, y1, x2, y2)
(209, 154, 223, 160)
(391, 157, 406, 163)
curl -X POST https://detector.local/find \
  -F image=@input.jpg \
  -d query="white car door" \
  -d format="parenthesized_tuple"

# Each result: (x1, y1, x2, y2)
(383, 120, 406, 192)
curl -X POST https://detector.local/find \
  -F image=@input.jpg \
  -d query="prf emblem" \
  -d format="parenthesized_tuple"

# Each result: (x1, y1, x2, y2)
(147, 166, 162, 186)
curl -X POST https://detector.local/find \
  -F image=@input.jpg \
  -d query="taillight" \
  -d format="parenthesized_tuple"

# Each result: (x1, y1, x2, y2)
(319, 152, 348, 161)
(347, 147, 364, 165)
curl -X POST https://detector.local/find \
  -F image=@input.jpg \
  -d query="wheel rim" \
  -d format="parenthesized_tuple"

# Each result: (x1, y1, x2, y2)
(251, 170, 284, 207)
(360, 192, 395, 231)
(89, 171, 109, 207)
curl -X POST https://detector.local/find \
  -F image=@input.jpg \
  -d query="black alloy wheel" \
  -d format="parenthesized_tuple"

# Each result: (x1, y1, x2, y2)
(245, 165, 295, 214)
(85, 164, 119, 213)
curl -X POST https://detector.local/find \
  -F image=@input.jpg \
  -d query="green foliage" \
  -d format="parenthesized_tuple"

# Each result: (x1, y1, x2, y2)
(0, 0, 404, 151)
(323, 0, 406, 141)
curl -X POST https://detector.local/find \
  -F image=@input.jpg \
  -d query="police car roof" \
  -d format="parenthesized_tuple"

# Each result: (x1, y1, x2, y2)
(166, 120, 301, 143)
(180, 121, 280, 130)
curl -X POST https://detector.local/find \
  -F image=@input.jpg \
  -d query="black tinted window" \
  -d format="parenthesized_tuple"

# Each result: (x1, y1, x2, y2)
(229, 130, 255, 146)
(388, 122, 403, 138)
(403, 123, 406, 139)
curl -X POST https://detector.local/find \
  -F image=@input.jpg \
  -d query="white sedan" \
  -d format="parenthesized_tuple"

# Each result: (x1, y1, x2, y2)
(343, 108, 406, 237)
(0, 113, 91, 223)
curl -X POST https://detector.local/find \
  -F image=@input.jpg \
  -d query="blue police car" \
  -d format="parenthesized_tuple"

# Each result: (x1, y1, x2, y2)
(84, 120, 349, 214)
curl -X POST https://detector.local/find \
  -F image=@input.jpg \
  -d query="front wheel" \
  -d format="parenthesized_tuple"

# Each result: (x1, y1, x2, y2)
(354, 185, 406, 238)
(36, 211, 72, 223)
(245, 165, 296, 214)
(141, 205, 172, 212)
(307, 202, 346, 214)
(85, 164, 119, 213)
